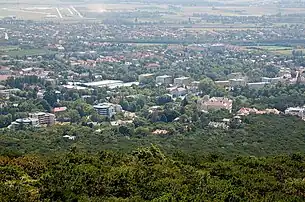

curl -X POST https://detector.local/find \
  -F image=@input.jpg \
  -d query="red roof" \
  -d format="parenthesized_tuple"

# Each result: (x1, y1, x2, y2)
(0, 75, 11, 81)
(53, 107, 67, 113)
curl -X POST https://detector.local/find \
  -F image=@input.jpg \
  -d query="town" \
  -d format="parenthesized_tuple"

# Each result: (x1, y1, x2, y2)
(1, 0, 305, 153)
(1, 16, 305, 133)
(3, 0, 305, 201)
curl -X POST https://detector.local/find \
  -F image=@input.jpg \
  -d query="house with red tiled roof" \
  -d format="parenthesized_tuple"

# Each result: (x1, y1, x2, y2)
(197, 96, 233, 113)
(0, 75, 11, 81)
(237, 108, 280, 116)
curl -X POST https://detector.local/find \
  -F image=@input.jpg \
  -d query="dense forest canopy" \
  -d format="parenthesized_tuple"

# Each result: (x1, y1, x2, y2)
(1, 114, 305, 157)
(1, 145, 305, 201)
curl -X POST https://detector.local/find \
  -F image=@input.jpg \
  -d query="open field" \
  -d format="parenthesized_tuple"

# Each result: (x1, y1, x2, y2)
(2, 1, 305, 21)
(0, 3, 85, 20)
(182, 6, 305, 16)
(244, 46, 305, 55)
(0, 47, 55, 57)
(0, 45, 19, 52)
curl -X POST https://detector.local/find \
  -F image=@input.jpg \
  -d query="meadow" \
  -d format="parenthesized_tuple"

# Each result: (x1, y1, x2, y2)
(3, 1, 305, 21)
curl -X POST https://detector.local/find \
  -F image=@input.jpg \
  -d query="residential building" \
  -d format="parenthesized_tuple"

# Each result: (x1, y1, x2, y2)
(210, 44, 225, 52)
(94, 105, 115, 118)
(189, 81, 200, 92)
(138, 74, 154, 84)
(167, 87, 187, 97)
(197, 96, 233, 113)
(156, 75, 172, 85)
(9, 118, 39, 129)
(229, 78, 247, 87)
(285, 107, 305, 118)
(152, 129, 169, 135)
(237, 108, 280, 116)
(174, 77, 190, 86)
(29, 112, 55, 126)
(0, 88, 20, 99)
(93, 103, 122, 118)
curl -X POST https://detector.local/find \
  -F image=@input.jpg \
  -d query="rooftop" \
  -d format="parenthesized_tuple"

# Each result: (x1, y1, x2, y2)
(157, 75, 172, 78)
(175, 77, 189, 80)
(53, 107, 67, 113)
(83, 80, 123, 87)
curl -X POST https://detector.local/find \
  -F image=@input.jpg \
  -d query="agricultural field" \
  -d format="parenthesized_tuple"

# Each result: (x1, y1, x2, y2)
(2, 0, 305, 21)
(0, 46, 54, 57)
(245, 46, 305, 55)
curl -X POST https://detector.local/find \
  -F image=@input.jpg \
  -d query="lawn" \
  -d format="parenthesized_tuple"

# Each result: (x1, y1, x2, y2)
(1, 48, 55, 57)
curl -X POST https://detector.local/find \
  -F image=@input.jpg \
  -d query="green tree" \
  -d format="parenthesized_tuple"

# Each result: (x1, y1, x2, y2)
(68, 110, 81, 123)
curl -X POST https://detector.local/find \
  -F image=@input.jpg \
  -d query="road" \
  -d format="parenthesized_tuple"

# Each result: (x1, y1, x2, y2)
(67, 8, 73, 15)
(56, 7, 63, 19)
(70, 6, 83, 18)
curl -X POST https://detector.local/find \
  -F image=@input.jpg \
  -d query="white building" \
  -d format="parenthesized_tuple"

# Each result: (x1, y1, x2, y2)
(174, 77, 190, 87)
(285, 107, 305, 118)
(156, 75, 172, 85)
(83, 80, 123, 88)
(138, 74, 154, 84)
(93, 103, 122, 118)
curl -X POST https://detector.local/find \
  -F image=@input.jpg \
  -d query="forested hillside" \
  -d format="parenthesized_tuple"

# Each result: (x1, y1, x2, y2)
(1, 145, 305, 201)
(1, 114, 305, 157)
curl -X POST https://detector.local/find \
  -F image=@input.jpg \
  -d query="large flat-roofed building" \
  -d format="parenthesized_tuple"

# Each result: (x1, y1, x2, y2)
(156, 75, 172, 85)
(174, 77, 190, 87)
(285, 107, 305, 118)
(138, 74, 154, 84)
(83, 80, 123, 88)
(93, 103, 122, 118)
(29, 112, 55, 126)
